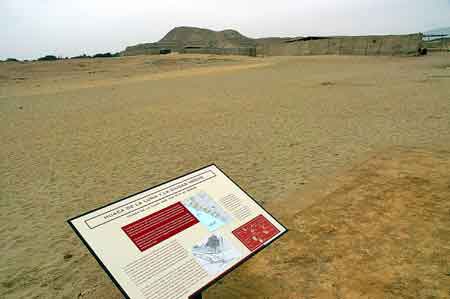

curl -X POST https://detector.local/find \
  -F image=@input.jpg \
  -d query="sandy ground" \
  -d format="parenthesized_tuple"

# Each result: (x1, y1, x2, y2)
(0, 53, 449, 298)
(207, 147, 450, 299)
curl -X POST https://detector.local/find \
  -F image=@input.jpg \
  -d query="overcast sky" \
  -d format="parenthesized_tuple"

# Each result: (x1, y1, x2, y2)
(1, 0, 449, 60)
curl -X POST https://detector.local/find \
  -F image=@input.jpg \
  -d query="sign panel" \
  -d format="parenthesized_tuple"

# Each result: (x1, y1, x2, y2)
(68, 165, 287, 299)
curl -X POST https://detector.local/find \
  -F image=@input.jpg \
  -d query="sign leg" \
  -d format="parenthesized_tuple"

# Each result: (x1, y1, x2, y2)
(191, 292, 202, 299)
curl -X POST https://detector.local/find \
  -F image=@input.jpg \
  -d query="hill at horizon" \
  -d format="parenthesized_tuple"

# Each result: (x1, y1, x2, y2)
(159, 26, 256, 48)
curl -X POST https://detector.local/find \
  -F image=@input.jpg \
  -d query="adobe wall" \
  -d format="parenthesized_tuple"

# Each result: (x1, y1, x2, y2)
(181, 47, 257, 57)
(261, 34, 423, 56)
(122, 41, 184, 56)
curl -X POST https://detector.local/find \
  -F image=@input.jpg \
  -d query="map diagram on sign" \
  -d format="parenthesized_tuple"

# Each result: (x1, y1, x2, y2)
(191, 234, 241, 275)
(182, 191, 231, 232)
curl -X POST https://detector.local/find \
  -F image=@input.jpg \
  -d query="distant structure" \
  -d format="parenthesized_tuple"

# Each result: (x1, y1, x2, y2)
(262, 34, 424, 56)
(122, 27, 257, 57)
(122, 27, 425, 57)
(122, 41, 180, 56)
(422, 27, 450, 52)
(423, 34, 449, 52)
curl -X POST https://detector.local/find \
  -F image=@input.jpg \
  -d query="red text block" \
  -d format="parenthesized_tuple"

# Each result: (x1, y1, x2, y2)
(232, 215, 280, 252)
(122, 202, 198, 252)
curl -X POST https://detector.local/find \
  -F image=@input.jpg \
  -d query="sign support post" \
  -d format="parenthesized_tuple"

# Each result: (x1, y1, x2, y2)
(191, 293, 202, 299)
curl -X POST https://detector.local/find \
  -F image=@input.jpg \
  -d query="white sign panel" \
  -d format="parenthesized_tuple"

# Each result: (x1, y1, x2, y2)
(68, 165, 287, 299)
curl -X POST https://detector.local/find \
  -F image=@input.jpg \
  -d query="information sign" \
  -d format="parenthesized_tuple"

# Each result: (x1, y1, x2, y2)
(68, 165, 287, 299)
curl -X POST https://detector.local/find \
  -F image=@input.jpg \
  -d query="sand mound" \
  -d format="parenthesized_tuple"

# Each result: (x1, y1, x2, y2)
(205, 147, 450, 298)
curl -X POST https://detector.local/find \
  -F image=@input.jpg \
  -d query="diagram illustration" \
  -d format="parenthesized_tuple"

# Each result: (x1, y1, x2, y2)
(191, 234, 241, 275)
(182, 191, 231, 231)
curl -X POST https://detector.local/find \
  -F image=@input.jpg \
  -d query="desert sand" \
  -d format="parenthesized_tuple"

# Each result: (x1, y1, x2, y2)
(1, 53, 449, 298)
(207, 147, 450, 298)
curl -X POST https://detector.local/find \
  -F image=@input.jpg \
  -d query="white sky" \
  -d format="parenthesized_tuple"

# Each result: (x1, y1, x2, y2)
(1, 0, 449, 60)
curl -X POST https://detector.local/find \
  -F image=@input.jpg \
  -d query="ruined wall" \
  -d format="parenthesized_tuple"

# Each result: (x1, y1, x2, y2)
(121, 41, 183, 56)
(309, 39, 330, 55)
(424, 38, 450, 52)
(180, 47, 257, 57)
(261, 34, 423, 56)
(122, 42, 256, 57)
(122, 34, 423, 57)
(122, 45, 161, 56)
